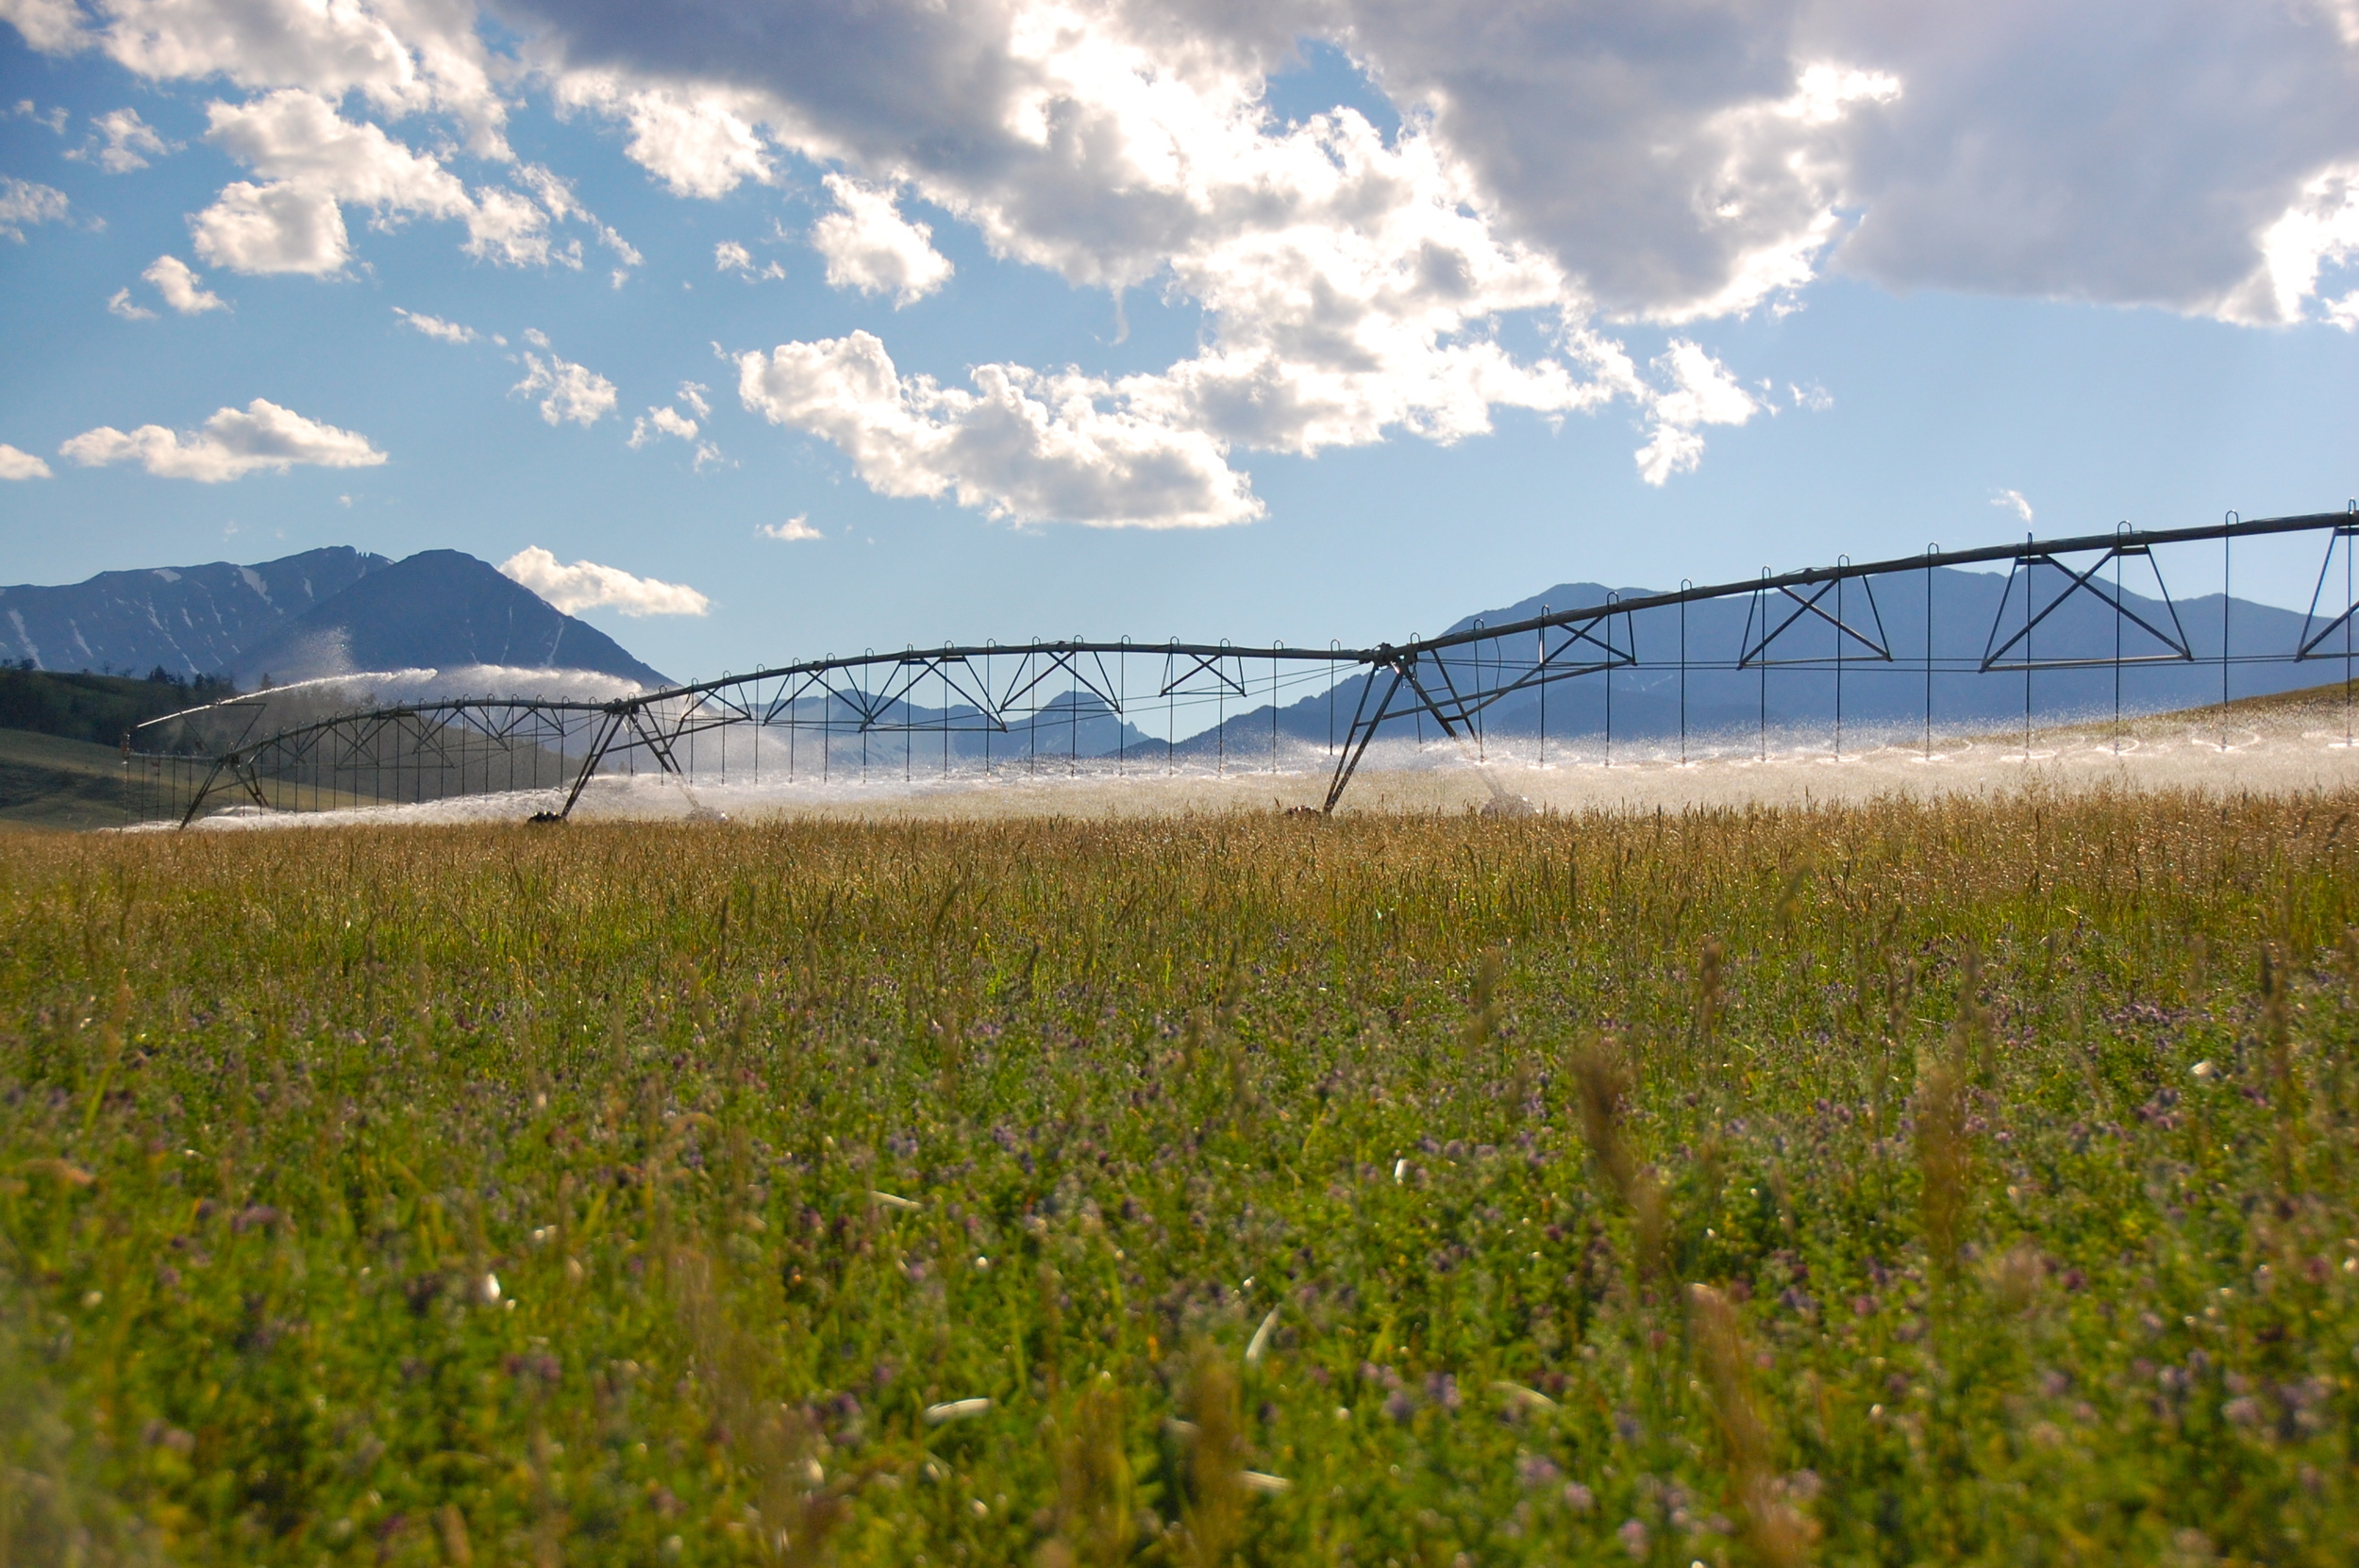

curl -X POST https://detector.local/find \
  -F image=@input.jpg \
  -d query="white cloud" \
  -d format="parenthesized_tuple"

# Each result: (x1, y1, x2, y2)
(0, 175, 68, 240)
(190, 91, 613, 275)
(393, 307, 475, 342)
(738, 331, 1263, 530)
(512, 350, 617, 426)
(50, 0, 511, 157)
(515, 162, 640, 275)
(19, 0, 2359, 334)
(462, 184, 568, 268)
(551, 71, 773, 198)
(191, 180, 348, 275)
(192, 89, 476, 274)
(8, 98, 69, 133)
(1782, 64, 1904, 128)
(629, 387, 722, 468)
(0, 1, 84, 54)
(1991, 488, 2034, 525)
(59, 397, 387, 481)
(108, 288, 157, 320)
(0, 442, 52, 479)
(759, 515, 823, 542)
(545, 17, 1649, 508)
(19, 0, 2359, 509)
(2224, 161, 2359, 326)
(713, 239, 784, 279)
(1632, 341, 1759, 487)
(627, 404, 696, 447)
(79, 106, 176, 171)
(497, 545, 710, 617)
(143, 254, 226, 312)
(521, 3, 2359, 330)
(810, 175, 952, 305)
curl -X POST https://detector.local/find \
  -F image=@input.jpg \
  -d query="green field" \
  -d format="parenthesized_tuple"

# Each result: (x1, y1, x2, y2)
(0, 728, 136, 832)
(4, 792, 2357, 1565)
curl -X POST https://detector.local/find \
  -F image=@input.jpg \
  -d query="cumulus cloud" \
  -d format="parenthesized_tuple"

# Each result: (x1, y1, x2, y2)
(759, 515, 823, 541)
(513, 349, 618, 425)
(0, 442, 52, 479)
(715, 238, 783, 279)
(627, 392, 726, 469)
(18, 1, 2359, 329)
(551, 70, 774, 198)
(144, 254, 226, 312)
(1992, 488, 2034, 524)
(1633, 342, 1760, 487)
(191, 179, 348, 274)
(515, 161, 640, 277)
(59, 397, 387, 481)
(8, 97, 68, 132)
(520, 3, 2359, 326)
(497, 545, 710, 616)
(393, 306, 475, 342)
(17, 0, 2359, 510)
(535, 8, 1732, 498)
(628, 405, 697, 447)
(0, 175, 68, 240)
(1821, 5, 2359, 325)
(0, 0, 83, 55)
(192, 90, 462, 273)
(810, 175, 952, 305)
(735, 93, 1651, 520)
(738, 331, 1263, 529)
(189, 91, 620, 275)
(42, 0, 511, 156)
(108, 288, 156, 320)
(2226, 162, 2359, 326)
(76, 106, 176, 171)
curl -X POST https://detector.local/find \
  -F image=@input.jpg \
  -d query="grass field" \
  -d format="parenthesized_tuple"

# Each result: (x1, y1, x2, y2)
(4, 789, 2358, 1565)
(0, 729, 140, 833)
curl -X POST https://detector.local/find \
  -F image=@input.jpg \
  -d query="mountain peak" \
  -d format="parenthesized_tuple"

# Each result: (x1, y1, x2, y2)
(0, 546, 391, 678)
(235, 550, 672, 689)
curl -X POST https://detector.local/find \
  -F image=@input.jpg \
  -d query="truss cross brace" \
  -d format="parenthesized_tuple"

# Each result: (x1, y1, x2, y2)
(1981, 545, 2193, 672)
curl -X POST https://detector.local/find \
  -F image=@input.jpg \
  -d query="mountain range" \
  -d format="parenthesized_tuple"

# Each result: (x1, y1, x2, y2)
(0, 547, 670, 690)
(4, 546, 2348, 759)
(1174, 566, 2353, 756)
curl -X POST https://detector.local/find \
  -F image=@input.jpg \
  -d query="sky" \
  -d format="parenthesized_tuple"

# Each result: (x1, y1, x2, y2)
(2, 0, 2357, 683)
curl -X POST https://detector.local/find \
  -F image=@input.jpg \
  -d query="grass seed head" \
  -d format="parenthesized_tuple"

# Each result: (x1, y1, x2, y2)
(1177, 1342, 1247, 1568)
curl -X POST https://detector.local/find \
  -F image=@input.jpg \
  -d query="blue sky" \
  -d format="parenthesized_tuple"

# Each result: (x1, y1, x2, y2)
(3, 4, 2357, 683)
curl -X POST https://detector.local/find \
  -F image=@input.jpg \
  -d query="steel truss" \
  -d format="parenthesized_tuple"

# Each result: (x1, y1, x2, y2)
(134, 641, 1364, 826)
(125, 506, 2359, 825)
(1315, 505, 2359, 809)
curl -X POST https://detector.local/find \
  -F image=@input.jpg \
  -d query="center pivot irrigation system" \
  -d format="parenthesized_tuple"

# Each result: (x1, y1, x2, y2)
(126, 507, 2359, 826)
